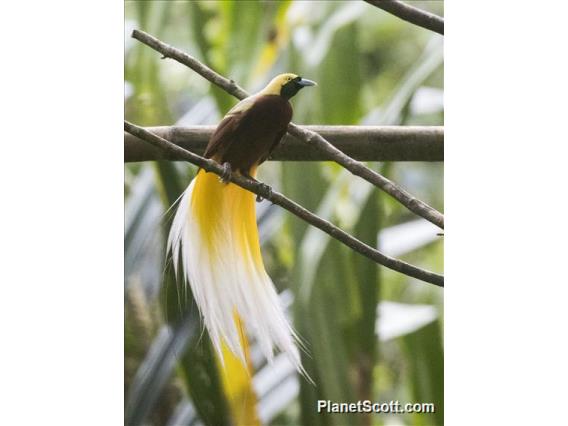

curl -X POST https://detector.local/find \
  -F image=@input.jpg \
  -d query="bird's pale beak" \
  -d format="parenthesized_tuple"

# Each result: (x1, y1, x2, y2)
(298, 78, 317, 87)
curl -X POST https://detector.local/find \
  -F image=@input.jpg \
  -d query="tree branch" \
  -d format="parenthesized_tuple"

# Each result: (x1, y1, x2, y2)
(131, 29, 444, 230)
(125, 125, 443, 162)
(364, 0, 444, 35)
(125, 121, 443, 287)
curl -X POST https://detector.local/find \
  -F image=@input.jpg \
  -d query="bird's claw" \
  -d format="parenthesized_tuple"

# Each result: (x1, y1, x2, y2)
(241, 172, 272, 202)
(219, 162, 232, 183)
(256, 183, 272, 202)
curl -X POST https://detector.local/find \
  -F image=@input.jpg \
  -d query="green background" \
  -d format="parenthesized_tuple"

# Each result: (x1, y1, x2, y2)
(125, 1, 444, 425)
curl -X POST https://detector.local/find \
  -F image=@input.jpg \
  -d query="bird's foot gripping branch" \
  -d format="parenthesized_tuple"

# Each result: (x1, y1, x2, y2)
(240, 173, 273, 202)
(254, 182, 272, 203)
(219, 162, 232, 184)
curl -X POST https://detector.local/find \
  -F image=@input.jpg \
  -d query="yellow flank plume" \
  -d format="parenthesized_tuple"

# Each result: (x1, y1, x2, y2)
(190, 170, 225, 249)
(218, 313, 261, 426)
(191, 168, 263, 268)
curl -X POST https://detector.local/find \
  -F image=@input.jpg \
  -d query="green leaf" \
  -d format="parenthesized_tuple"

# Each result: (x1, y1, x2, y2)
(402, 320, 444, 426)
(380, 36, 443, 125)
(125, 319, 197, 426)
(124, 166, 162, 291)
(281, 162, 327, 246)
(350, 186, 381, 408)
(377, 302, 437, 342)
(317, 23, 364, 124)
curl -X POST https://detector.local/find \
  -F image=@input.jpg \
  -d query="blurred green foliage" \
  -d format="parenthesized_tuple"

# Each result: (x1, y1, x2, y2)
(125, 1, 444, 425)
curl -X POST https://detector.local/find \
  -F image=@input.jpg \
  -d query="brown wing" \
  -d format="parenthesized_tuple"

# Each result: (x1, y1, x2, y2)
(202, 95, 258, 161)
(202, 113, 240, 160)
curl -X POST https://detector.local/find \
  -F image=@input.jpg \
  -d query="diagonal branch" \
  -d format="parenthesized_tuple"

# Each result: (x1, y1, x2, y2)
(364, 0, 444, 35)
(124, 125, 444, 162)
(125, 121, 443, 287)
(131, 29, 444, 230)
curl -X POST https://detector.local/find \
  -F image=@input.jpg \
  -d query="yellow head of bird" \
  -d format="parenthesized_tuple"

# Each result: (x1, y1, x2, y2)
(261, 73, 317, 99)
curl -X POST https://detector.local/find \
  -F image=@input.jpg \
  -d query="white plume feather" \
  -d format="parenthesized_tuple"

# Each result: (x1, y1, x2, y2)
(167, 172, 308, 378)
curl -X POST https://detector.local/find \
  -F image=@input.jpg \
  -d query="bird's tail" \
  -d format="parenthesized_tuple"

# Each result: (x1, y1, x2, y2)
(167, 167, 306, 375)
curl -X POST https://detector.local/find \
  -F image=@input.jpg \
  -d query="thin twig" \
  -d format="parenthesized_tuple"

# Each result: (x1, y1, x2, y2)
(124, 125, 444, 162)
(125, 121, 444, 287)
(364, 0, 444, 35)
(287, 124, 444, 228)
(131, 29, 444, 230)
